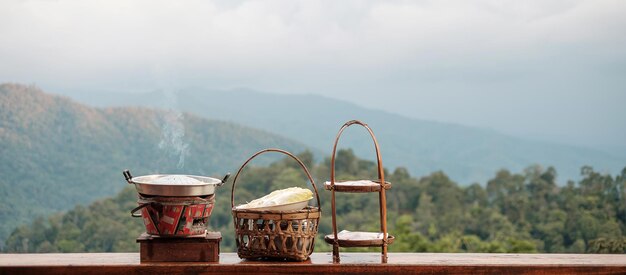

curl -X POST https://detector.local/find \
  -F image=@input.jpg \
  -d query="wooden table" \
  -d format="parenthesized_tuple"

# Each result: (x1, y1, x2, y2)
(1, 252, 626, 274)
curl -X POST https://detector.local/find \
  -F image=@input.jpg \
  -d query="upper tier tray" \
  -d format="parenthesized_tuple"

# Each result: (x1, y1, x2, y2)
(324, 180, 391, 193)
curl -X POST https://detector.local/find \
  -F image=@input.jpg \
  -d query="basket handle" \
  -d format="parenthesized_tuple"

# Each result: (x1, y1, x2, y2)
(230, 148, 321, 209)
(329, 120, 386, 187)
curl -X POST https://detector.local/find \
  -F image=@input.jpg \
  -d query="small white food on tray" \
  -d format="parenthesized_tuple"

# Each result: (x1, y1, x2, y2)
(333, 180, 378, 186)
(236, 187, 313, 211)
(337, 230, 389, 240)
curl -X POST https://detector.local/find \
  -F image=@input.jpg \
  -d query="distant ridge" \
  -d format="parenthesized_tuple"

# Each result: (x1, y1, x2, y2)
(64, 87, 626, 184)
(0, 83, 312, 243)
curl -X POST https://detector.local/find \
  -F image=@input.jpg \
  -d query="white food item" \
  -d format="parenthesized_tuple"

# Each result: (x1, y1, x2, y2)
(337, 230, 389, 240)
(340, 180, 377, 185)
(151, 175, 203, 185)
(237, 187, 313, 209)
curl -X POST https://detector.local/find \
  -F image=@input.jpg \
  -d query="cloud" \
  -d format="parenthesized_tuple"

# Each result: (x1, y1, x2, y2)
(3, 1, 624, 74)
(0, 0, 625, 148)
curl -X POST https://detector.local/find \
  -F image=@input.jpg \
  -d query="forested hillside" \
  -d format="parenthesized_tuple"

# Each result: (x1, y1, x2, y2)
(5, 150, 625, 253)
(0, 83, 312, 245)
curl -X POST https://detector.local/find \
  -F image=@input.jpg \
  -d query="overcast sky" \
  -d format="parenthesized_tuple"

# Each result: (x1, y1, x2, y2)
(1, 0, 625, 152)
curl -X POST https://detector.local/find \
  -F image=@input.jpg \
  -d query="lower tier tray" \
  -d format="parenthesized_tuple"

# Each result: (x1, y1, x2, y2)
(324, 230, 395, 247)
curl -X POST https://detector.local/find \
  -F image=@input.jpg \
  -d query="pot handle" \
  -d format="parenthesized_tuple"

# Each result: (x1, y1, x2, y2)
(217, 173, 231, 187)
(130, 203, 150, 217)
(123, 170, 133, 184)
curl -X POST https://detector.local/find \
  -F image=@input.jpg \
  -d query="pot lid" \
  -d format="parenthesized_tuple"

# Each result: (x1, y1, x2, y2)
(130, 174, 222, 186)
(123, 170, 230, 196)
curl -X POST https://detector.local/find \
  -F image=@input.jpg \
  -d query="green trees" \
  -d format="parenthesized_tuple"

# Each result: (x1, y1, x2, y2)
(4, 187, 144, 253)
(3, 150, 625, 254)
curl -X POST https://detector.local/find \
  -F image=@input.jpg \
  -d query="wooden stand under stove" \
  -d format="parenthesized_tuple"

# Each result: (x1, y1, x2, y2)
(136, 232, 221, 263)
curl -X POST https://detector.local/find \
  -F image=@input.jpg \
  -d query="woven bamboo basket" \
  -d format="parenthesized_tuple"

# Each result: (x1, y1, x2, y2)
(231, 148, 321, 261)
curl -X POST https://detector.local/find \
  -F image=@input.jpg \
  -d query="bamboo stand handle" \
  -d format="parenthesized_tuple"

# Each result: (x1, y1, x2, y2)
(329, 120, 386, 187)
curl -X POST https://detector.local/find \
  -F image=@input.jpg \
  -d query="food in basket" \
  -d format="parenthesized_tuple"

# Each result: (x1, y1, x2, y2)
(236, 187, 313, 211)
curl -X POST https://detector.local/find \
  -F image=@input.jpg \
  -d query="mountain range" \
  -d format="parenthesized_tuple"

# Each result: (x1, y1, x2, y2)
(2, 83, 625, 246)
(0, 83, 311, 244)
(64, 87, 626, 185)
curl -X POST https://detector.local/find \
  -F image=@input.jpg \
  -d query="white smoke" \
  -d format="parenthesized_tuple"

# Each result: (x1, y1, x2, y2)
(157, 90, 189, 169)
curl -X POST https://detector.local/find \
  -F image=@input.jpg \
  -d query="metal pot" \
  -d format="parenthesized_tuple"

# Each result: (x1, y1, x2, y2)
(123, 170, 230, 197)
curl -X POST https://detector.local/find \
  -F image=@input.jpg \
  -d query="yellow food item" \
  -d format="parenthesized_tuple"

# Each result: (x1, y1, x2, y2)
(238, 187, 313, 209)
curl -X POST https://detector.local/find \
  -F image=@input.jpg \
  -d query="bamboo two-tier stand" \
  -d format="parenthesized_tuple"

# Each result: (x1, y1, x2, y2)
(324, 120, 394, 263)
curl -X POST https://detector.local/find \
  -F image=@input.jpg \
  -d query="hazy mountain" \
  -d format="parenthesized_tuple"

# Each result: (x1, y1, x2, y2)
(64, 87, 626, 185)
(0, 83, 312, 243)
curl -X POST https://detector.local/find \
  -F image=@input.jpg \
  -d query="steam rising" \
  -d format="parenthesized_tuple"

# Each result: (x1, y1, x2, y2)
(158, 90, 189, 169)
